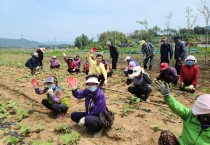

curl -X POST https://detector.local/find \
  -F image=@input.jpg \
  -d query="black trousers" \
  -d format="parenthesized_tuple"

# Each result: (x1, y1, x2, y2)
(128, 86, 152, 101)
(98, 74, 105, 87)
(175, 60, 182, 75)
(50, 64, 60, 69)
(71, 112, 102, 132)
(42, 99, 68, 115)
(68, 68, 80, 73)
(112, 57, 118, 69)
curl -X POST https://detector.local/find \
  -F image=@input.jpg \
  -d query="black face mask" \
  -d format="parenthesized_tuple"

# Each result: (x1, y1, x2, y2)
(198, 114, 210, 130)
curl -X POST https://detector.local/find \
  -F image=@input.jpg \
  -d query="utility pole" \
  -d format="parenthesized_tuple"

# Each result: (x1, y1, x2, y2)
(21, 34, 24, 49)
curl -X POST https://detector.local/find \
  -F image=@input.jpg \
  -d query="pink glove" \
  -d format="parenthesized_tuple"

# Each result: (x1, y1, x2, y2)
(32, 79, 39, 88)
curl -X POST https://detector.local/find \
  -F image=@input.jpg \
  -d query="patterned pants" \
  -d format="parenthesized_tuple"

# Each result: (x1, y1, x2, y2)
(158, 130, 179, 145)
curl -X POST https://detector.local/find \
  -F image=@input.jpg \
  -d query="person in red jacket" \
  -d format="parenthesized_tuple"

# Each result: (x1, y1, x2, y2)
(63, 53, 80, 74)
(180, 55, 198, 93)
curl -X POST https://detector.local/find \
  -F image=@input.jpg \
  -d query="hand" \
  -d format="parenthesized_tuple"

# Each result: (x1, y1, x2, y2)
(63, 53, 66, 57)
(155, 80, 170, 97)
(188, 85, 195, 90)
(180, 82, 184, 88)
(78, 117, 85, 126)
(104, 80, 107, 85)
(91, 47, 97, 53)
(67, 75, 77, 90)
(31, 79, 39, 88)
(48, 88, 53, 94)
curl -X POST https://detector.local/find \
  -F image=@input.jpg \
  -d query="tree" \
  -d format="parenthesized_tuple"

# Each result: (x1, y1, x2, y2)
(164, 11, 173, 35)
(186, 7, 197, 41)
(194, 26, 205, 34)
(74, 34, 91, 48)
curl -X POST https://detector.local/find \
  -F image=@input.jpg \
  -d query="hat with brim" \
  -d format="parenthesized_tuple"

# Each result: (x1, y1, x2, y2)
(128, 66, 144, 79)
(185, 55, 197, 63)
(40, 47, 46, 52)
(124, 56, 131, 61)
(139, 40, 146, 46)
(52, 56, 57, 59)
(128, 61, 136, 70)
(160, 62, 169, 71)
(85, 77, 99, 84)
(45, 76, 54, 84)
(192, 94, 210, 115)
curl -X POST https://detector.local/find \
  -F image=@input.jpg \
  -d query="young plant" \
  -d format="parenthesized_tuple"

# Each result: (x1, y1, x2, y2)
(31, 140, 52, 145)
(4, 136, 20, 145)
(59, 125, 70, 133)
(58, 130, 81, 145)
(36, 122, 44, 133)
(19, 124, 31, 136)
(16, 109, 29, 121)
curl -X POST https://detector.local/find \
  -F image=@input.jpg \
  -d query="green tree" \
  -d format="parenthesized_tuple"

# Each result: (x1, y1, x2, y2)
(74, 34, 91, 48)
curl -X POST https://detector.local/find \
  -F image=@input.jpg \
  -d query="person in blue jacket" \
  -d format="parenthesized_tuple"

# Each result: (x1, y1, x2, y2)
(67, 74, 107, 137)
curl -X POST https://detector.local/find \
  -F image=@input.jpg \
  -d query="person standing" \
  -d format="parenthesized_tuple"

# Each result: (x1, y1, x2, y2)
(106, 41, 119, 70)
(174, 36, 187, 75)
(160, 37, 173, 64)
(36, 47, 45, 71)
(140, 40, 155, 70)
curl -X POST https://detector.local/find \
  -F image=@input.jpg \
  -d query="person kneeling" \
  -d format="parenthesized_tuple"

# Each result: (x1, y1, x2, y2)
(127, 66, 152, 101)
(68, 75, 106, 137)
(31, 76, 69, 118)
(180, 55, 198, 93)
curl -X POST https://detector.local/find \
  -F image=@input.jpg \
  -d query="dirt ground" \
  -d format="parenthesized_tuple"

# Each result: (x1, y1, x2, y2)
(0, 54, 208, 145)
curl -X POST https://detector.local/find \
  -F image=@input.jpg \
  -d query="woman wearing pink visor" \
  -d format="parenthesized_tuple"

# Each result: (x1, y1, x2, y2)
(156, 80, 210, 145)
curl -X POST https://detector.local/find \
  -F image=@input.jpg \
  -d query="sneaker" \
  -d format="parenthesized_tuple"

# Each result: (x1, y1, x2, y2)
(93, 128, 104, 138)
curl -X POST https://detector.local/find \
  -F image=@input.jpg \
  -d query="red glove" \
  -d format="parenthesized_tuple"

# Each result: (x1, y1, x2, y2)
(31, 78, 39, 88)
(91, 47, 97, 53)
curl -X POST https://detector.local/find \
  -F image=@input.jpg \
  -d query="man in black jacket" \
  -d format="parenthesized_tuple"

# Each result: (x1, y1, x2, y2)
(160, 36, 173, 64)
(36, 47, 45, 71)
(106, 41, 119, 70)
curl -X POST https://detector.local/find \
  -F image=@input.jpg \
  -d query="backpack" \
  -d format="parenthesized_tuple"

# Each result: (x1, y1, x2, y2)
(99, 107, 115, 128)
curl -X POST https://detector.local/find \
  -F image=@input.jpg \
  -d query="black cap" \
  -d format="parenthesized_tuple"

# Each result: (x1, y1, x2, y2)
(173, 36, 181, 40)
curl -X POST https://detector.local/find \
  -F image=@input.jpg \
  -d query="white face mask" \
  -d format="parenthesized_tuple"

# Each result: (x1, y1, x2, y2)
(47, 84, 55, 89)
(87, 86, 97, 92)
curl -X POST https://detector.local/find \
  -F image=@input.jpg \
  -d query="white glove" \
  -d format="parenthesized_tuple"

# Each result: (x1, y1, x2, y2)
(78, 117, 85, 126)
(155, 80, 170, 97)
(73, 69, 75, 71)
(188, 85, 194, 90)
(63, 53, 66, 57)
(48, 88, 53, 94)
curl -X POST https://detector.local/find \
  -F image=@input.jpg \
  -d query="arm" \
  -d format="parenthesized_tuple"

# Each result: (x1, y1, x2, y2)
(164, 95, 190, 120)
(192, 66, 199, 85)
(87, 52, 94, 65)
(64, 56, 68, 63)
(72, 89, 86, 99)
(35, 88, 48, 94)
(49, 89, 63, 103)
(169, 44, 173, 60)
(101, 64, 108, 81)
(143, 73, 152, 84)
(180, 43, 186, 60)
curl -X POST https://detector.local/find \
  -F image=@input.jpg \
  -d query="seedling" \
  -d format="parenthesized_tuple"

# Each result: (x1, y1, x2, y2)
(16, 109, 29, 121)
(31, 140, 52, 145)
(59, 125, 70, 134)
(4, 136, 20, 144)
(19, 124, 31, 136)
(58, 130, 81, 145)
(36, 122, 44, 133)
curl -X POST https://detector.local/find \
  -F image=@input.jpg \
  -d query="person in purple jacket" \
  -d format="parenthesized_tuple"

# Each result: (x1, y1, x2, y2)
(50, 56, 60, 70)
(67, 74, 107, 137)
(156, 62, 179, 85)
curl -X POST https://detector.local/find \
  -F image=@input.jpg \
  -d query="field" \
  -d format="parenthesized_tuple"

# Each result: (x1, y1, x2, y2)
(0, 48, 210, 145)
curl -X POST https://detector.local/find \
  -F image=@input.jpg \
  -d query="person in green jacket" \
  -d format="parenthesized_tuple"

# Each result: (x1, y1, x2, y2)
(155, 80, 210, 145)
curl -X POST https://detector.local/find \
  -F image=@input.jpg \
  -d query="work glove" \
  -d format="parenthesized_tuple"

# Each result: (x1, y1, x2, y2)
(63, 53, 66, 57)
(78, 117, 85, 126)
(48, 88, 54, 95)
(67, 75, 77, 90)
(188, 85, 195, 90)
(155, 80, 170, 97)
(31, 79, 39, 88)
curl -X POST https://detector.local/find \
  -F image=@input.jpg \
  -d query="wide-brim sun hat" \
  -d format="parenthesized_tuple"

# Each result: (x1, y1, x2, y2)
(45, 76, 54, 84)
(192, 94, 210, 115)
(106, 41, 111, 46)
(124, 56, 131, 61)
(139, 40, 146, 46)
(185, 55, 197, 63)
(128, 66, 144, 78)
(128, 61, 136, 70)
(160, 62, 169, 71)
(85, 77, 99, 84)
(52, 55, 57, 59)
(40, 47, 46, 52)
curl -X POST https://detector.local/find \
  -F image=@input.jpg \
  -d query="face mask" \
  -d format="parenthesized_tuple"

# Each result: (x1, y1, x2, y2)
(47, 84, 55, 89)
(87, 86, 97, 92)
(186, 61, 194, 66)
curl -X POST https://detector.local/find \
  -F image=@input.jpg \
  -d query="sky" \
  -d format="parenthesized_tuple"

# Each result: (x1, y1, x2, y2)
(0, 0, 209, 42)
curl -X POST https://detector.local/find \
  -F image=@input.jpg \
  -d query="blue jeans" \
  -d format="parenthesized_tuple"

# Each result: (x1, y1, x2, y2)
(71, 112, 102, 132)
(143, 55, 154, 70)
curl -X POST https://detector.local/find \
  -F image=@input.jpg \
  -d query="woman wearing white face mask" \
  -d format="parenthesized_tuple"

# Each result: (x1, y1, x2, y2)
(179, 55, 198, 93)
(68, 74, 107, 137)
(31, 76, 69, 118)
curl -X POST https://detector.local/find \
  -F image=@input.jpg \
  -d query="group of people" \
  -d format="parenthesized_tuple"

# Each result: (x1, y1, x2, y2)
(26, 39, 210, 144)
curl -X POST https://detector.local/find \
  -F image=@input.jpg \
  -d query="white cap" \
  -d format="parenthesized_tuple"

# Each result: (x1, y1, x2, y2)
(192, 94, 210, 115)
(185, 55, 197, 63)
(128, 66, 144, 79)
(139, 40, 146, 46)
(106, 41, 111, 46)
(85, 77, 99, 84)
(52, 55, 57, 59)
(124, 56, 131, 61)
